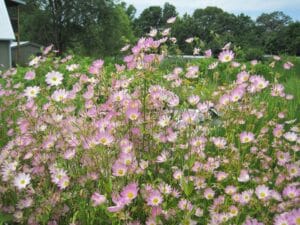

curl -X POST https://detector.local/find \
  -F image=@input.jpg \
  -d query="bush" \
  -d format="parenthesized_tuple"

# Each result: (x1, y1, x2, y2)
(244, 47, 265, 61)
(0, 25, 299, 225)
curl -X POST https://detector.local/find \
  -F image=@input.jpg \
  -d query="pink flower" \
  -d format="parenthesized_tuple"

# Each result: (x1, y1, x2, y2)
(24, 71, 36, 80)
(95, 132, 114, 146)
(63, 149, 76, 160)
(51, 89, 69, 102)
(240, 190, 253, 204)
(211, 137, 227, 149)
(282, 185, 299, 199)
(240, 132, 255, 143)
(178, 198, 193, 211)
(236, 71, 249, 84)
(218, 50, 234, 63)
(205, 49, 212, 58)
(126, 108, 140, 121)
(230, 87, 245, 102)
(89, 59, 104, 74)
(273, 124, 284, 138)
(43, 44, 54, 55)
(243, 218, 264, 225)
(225, 186, 237, 195)
(185, 66, 199, 78)
(91, 192, 106, 206)
(204, 188, 215, 200)
(112, 162, 127, 177)
(287, 208, 300, 225)
(120, 182, 139, 204)
(271, 84, 285, 97)
(147, 190, 163, 206)
(283, 61, 294, 70)
(255, 185, 270, 200)
(187, 95, 200, 105)
(92, 59, 104, 69)
(219, 94, 230, 105)
(251, 60, 258, 65)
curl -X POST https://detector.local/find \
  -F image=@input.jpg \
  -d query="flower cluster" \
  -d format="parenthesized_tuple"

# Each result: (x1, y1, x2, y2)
(0, 21, 299, 225)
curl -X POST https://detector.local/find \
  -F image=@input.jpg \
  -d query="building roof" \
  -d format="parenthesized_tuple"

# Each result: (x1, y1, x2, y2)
(5, 0, 26, 7)
(11, 41, 42, 48)
(0, 0, 15, 40)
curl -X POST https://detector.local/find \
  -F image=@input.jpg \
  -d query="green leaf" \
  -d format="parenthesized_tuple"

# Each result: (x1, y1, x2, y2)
(182, 180, 194, 197)
(0, 212, 13, 224)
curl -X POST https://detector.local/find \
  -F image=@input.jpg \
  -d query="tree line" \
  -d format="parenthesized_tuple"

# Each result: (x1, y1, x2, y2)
(19, 0, 300, 58)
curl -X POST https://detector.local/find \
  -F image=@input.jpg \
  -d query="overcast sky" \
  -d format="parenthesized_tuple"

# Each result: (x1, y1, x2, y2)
(121, 0, 300, 21)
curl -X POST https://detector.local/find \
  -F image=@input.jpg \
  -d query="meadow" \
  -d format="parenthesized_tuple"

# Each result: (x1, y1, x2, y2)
(0, 26, 299, 225)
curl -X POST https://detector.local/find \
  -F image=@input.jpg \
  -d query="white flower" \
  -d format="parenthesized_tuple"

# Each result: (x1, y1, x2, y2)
(51, 89, 68, 102)
(255, 185, 270, 200)
(148, 28, 158, 37)
(238, 170, 250, 182)
(158, 115, 171, 127)
(14, 173, 31, 190)
(66, 64, 79, 71)
(167, 16, 176, 24)
(28, 56, 41, 66)
(120, 44, 130, 52)
(185, 37, 194, 43)
(193, 47, 200, 55)
(45, 71, 64, 86)
(283, 132, 297, 142)
(24, 86, 40, 98)
(162, 28, 171, 36)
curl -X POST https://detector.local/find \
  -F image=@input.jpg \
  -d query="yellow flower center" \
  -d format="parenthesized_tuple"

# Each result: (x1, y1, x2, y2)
(225, 55, 230, 61)
(260, 192, 266, 198)
(152, 198, 159, 204)
(127, 192, 134, 199)
(100, 138, 107, 145)
(130, 114, 138, 120)
(118, 169, 124, 176)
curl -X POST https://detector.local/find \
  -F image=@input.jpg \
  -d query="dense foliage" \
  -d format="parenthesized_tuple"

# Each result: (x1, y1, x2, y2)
(17, 1, 300, 57)
(0, 18, 299, 224)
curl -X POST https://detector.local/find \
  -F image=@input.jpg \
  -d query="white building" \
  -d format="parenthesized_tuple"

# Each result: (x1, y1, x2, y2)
(0, 0, 25, 69)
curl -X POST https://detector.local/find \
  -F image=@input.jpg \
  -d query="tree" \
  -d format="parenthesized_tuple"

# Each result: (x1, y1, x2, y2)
(192, 7, 236, 53)
(134, 6, 163, 36)
(232, 14, 259, 48)
(119, 2, 136, 21)
(162, 2, 178, 24)
(20, 0, 135, 56)
(286, 22, 300, 55)
(256, 11, 293, 54)
(256, 11, 292, 32)
(172, 14, 197, 54)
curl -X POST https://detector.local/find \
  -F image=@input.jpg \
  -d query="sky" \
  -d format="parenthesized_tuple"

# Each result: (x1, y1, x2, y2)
(121, 0, 300, 21)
